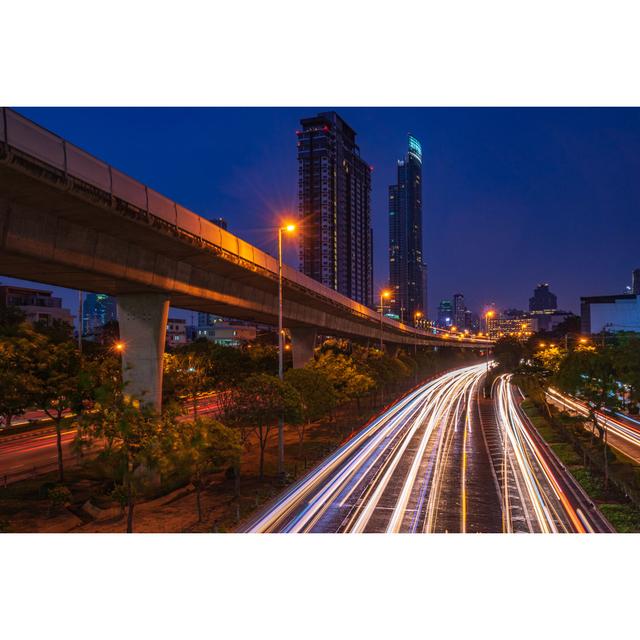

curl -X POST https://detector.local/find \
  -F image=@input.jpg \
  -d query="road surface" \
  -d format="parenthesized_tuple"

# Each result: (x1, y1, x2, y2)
(243, 365, 612, 533)
(490, 375, 613, 533)
(546, 387, 640, 464)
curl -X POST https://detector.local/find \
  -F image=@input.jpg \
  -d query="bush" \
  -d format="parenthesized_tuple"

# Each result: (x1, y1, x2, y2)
(47, 485, 72, 514)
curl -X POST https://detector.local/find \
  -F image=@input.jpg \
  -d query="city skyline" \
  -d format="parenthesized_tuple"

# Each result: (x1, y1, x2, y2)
(4, 107, 640, 319)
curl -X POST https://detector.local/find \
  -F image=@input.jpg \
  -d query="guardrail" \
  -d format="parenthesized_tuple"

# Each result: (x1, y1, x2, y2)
(0, 107, 491, 346)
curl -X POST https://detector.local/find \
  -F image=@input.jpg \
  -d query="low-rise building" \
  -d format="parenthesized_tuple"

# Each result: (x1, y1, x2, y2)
(581, 294, 640, 334)
(166, 318, 188, 348)
(0, 283, 73, 326)
(487, 315, 535, 340)
(196, 323, 257, 346)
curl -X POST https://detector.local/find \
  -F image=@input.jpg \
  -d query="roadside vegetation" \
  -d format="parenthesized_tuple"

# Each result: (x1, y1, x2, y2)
(492, 329, 640, 532)
(0, 306, 481, 532)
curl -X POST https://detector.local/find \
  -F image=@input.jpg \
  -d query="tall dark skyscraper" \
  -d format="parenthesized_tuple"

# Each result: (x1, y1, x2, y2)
(453, 293, 466, 328)
(297, 111, 373, 307)
(388, 135, 427, 321)
(529, 283, 558, 313)
(632, 268, 640, 295)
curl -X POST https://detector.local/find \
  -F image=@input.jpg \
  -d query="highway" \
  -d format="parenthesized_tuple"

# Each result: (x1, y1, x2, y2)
(490, 375, 613, 533)
(243, 365, 612, 533)
(0, 393, 223, 484)
(546, 387, 640, 465)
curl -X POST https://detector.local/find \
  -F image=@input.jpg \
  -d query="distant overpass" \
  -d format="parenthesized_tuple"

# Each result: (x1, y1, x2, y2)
(0, 108, 492, 408)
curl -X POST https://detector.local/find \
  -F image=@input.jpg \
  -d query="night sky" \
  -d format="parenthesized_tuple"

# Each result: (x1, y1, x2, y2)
(6, 107, 640, 322)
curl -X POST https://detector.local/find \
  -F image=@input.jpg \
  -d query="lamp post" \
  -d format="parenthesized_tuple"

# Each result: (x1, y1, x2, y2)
(413, 311, 423, 385)
(277, 222, 296, 478)
(413, 311, 423, 357)
(77, 290, 83, 355)
(484, 310, 495, 374)
(379, 290, 391, 350)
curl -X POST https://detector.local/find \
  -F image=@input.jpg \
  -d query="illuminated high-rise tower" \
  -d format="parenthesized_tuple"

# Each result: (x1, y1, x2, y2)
(389, 134, 426, 321)
(297, 111, 373, 307)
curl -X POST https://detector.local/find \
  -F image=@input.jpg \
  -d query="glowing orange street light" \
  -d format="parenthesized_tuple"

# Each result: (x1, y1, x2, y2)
(379, 290, 391, 350)
(450, 325, 457, 333)
(114, 341, 125, 353)
(277, 220, 297, 477)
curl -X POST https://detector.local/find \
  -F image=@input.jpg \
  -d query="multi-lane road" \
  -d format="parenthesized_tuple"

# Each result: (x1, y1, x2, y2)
(546, 387, 640, 464)
(243, 365, 613, 533)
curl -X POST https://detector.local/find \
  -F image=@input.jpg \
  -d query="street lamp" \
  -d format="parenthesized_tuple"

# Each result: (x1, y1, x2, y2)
(413, 311, 423, 360)
(484, 310, 495, 373)
(379, 290, 391, 350)
(113, 341, 125, 353)
(562, 332, 590, 350)
(277, 221, 296, 477)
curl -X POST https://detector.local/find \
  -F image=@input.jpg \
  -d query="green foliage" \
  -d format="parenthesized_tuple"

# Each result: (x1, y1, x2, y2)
(309, 350, 374, 405)
(284, 368, 337, 423)
(163, 351, 211, 416)
(610, 336, 640, 410)
(76, 377, 168, 532)
(225, 373, 303, 478)
(0, 306, 28, 337)
(0, 324, 43, 428)
(33, 318, 74, 344)
(554, 348, 620, 425)
(47, 485, 72, 510)
(599, 503, 640, 533)
(285, 367, 337, 456)
(493, 336, 526, 372)
(177, 341, 255, 387)
(167, 417, 241, 520)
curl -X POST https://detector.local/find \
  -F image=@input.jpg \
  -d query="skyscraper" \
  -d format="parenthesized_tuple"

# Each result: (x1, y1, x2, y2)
(632, 268, 640, 295)
(453, 293, 466, 329)
(297, 111, 373, 307)
(437, 300, 453, 327)
(82, 293, 117, 335)
(529, 283, 558, 314)
(389, 134, 426, 321)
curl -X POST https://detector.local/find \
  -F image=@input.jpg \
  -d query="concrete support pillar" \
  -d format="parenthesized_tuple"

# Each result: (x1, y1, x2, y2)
(117, 293, 170, 411)
(290, 327, 317, 369)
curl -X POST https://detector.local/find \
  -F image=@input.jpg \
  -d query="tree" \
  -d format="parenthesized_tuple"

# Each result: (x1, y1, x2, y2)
(33, 318, 74, 344)
(225, 373, 303, 479)
(170, 417, 241, 521)
(354, 347, 410, 404)
(611, 336, 640, 413)
(0, 306, 27, 337)
(555, 348, 619, 488)
(0, 328, 42, 428)
(31, 340, 83, 483)
(163, 352, 211, 418)
(284, 368, 337, 457)
(493, 336, 527, 372)
(76, 378, 165, 532)
(310, 351, 374, 408)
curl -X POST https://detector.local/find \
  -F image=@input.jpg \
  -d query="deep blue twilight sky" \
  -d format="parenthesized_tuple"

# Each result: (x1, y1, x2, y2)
(5, 107, 640, 321)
